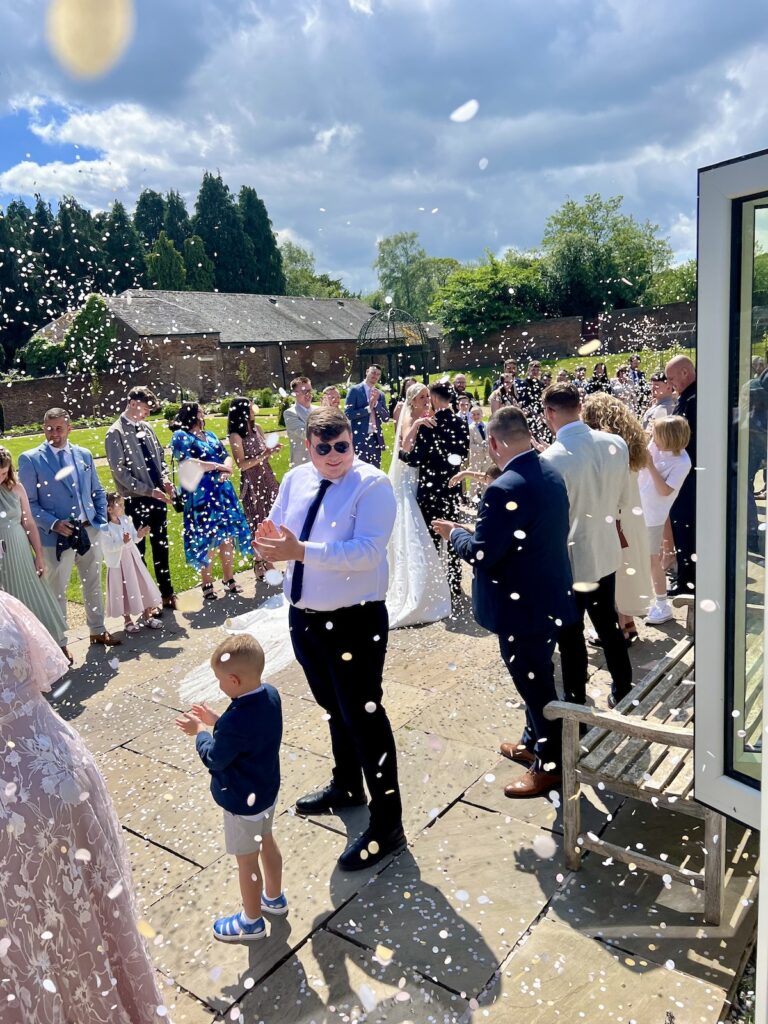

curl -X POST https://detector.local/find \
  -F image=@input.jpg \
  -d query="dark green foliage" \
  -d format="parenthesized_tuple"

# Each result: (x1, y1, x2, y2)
(134, 189, 167, 246)
(163, 191, 191, 250)
(238, 186, 285, 294)
(102, 201, 145, 293)
(145, 232, 187, 290)
(219, 397, 232, 415)
(254, 387, 273, 408)
(192, 172, 253, 293)
(483, 378, 492, 402)
(279, 240, 352, 297)
(642, 259, 697, 306)
(21, 334, 66, 376)
(162, 402, 181, 422)
(183, 235, 215, 291)
(64, 293, 116, 375)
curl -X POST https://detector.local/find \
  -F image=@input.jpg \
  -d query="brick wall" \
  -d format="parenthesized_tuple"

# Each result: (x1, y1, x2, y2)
(440, 316, 584, 369)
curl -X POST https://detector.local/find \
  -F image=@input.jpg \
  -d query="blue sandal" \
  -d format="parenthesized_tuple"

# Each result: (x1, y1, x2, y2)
(212, 911, 265, 942)
(261, 892, 289, 916)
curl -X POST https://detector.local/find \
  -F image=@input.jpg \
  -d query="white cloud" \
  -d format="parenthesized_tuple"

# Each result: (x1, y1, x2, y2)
(348, 0, 373, 14)
(314, 122, 360, 152)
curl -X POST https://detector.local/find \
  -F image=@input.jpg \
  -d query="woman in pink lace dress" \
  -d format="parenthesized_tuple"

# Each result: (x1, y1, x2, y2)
(0, 593, 165, 1023)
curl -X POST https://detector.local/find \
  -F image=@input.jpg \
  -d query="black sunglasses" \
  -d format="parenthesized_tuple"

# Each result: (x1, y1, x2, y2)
(312, 440, 351, 456)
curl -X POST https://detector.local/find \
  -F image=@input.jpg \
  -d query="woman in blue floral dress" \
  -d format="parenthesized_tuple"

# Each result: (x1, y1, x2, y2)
(170, 403, 252, 599)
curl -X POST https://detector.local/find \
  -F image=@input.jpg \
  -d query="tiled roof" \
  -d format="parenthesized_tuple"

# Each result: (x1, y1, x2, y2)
(113, 290, 378, 344)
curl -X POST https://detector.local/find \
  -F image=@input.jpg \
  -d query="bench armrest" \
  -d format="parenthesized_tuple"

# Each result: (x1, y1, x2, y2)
(544, 700, 693, 750)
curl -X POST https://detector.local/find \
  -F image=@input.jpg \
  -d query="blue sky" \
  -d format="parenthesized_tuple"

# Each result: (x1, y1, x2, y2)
(2, 0, 768, 292)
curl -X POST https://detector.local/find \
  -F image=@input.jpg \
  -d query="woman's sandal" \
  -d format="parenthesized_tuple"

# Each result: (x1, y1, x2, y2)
(222, 578, 242, 595)
(124, 622, 142, 634)
(202, 583, 218, 601)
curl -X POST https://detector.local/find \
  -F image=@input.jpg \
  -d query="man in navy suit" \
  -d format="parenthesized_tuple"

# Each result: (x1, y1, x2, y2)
(344, 364, 390, 467)
(433, 406, 576, 799)
(18, 408, 120, 647)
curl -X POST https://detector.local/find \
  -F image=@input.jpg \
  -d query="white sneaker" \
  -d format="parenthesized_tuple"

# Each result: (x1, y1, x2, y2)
(646, 602, 673, 625)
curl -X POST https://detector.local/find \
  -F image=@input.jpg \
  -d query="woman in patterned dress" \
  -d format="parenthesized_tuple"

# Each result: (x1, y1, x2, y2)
(170, 402, 251, 600)
(227, 397, 282, 578)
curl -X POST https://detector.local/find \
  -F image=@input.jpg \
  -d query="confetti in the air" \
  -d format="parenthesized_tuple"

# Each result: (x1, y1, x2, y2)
(450, 99, 479, 122)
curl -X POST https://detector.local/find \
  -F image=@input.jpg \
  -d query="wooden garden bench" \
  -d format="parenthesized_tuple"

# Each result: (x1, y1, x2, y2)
(544, 638, 726, 924)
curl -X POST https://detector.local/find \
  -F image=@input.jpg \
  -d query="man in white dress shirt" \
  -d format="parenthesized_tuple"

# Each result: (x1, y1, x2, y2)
(540, 383, 633, 708)
(283, 376, 314, 468)
(254, 407, 404, 870)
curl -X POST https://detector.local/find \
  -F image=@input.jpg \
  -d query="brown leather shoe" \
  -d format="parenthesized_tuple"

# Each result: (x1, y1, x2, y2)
(499, 742, 536, 767)
(162, 595, 178, 610)
(504, 767, 562, 799)
(90, 632, 122, 647)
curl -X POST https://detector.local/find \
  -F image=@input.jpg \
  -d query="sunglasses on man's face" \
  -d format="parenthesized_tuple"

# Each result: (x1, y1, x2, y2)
(312, 440, 351, 456)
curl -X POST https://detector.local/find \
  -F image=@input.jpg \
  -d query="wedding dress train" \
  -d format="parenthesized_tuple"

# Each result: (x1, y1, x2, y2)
(180, 419, 450, 705)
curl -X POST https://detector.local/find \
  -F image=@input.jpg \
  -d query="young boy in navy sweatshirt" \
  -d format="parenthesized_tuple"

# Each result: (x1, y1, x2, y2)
(176, 633, 285, 942)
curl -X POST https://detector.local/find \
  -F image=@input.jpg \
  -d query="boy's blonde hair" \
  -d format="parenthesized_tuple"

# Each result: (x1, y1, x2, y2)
(653, 415, 691, 456)
(211, 633, 265, 681)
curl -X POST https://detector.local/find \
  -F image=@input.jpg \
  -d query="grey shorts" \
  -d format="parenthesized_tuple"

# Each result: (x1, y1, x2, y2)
(647, 524, 665, 555)
(222, 803, 276, 856)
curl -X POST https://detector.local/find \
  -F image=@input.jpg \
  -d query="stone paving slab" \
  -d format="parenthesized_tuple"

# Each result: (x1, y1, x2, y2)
(124, 830, 202, 908)
(461, 755, 622, 836)
(546, 801, 759, 994)
(328, 801, 563, 995)
(227, 927, 469, 1024)
(145, 814, 403, 1014)
(477, 915, 728, 1023)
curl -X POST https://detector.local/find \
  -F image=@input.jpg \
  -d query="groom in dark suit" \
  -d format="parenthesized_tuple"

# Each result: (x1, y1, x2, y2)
(398, 382, 469, 602)
(433, 406, 576, 798)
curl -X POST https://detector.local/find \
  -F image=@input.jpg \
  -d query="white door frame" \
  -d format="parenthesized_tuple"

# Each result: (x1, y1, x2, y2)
(696, 148, 768, 1023)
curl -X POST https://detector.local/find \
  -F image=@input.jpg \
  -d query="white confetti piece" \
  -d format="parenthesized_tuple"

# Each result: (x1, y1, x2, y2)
(578, 339, 601, 356)
(43, 979, 57, 993)
(450, 98, 479, 122)
(264, 568, 283, 586)
(364, 701, 377, 713)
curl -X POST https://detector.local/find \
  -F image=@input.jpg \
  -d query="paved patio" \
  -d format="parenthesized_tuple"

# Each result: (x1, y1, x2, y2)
(54, 574, 758, 1024)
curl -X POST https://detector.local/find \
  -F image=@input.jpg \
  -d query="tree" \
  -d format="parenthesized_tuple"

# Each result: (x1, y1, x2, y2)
(102, 201, 145, 293)
(642, 259, 697, 306)
(192, 172, 253, 292)
(53, 196, 105, 301)
(430, 251, 550, 340)
(163, 190, 191, 250)
(279, 240, 353, 298)
(145, 231, 187, 290)
(541, 194, 673, 316)
(238, 185, 285, 293)
(134, 189, 166, 246)
(373, 232, 428, 317)
(22, 333, 66, 376)
(64, 293, 116, 375)
(183, 235, 215, 291)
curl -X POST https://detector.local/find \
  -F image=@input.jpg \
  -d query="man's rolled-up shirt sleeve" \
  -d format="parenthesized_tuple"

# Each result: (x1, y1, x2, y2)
(302, 478, 396, 572)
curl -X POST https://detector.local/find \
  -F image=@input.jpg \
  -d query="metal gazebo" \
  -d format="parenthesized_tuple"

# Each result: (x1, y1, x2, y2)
(355, 307, 433, 390)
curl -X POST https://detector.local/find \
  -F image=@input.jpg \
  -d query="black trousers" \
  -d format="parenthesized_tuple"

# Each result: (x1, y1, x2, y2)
(499, 630, 562, 771)
(558, 572, 632, 705)
(670, 476, 696, 593)
(124, 496, 174, 599)
(418, 493, 463, 599)
(289, 601, 402, 831)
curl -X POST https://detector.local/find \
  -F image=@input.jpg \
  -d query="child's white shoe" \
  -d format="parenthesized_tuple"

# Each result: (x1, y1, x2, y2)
(646, 601, 673, 625)
(124, 621, 141, 634)
(142, 617, 163, 630)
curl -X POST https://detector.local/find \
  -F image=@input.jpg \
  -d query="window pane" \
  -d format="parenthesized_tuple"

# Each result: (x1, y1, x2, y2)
(730, 200, 768, 782)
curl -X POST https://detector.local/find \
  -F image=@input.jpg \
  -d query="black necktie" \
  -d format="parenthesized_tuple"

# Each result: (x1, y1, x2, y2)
(477, 423, 485, 440)
(290, 478, 332, 605)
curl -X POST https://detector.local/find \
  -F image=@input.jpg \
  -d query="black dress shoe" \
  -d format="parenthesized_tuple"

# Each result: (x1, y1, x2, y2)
(338, 824, 407, 871)
(295, 783, 366, 817)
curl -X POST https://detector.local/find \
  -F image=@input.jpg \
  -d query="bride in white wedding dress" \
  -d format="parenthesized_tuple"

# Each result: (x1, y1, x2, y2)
(180, 383, 450, 704)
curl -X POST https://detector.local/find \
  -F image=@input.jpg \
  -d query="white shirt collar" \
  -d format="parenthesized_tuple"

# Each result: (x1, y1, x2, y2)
(47, 441, 71, 454)
(502, 448, 532, 471)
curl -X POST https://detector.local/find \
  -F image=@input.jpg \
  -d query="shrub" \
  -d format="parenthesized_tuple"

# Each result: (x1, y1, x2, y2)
(255, 387, 273, 409)
(473, 389, 480, 402)
(276, 396, 291, 427)
(22, 335, 67, 377)
(162, 402, 181, 423)
(483, 377, 492, 403)
(219, 397, 232, 416)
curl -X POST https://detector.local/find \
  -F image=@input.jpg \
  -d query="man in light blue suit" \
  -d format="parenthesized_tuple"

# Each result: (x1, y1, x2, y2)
(344, 364, 390, 467)
(18, 408, 120, 647)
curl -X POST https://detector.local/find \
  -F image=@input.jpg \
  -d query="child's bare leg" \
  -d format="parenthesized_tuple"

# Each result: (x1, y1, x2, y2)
(650, 553, 667, 597)
(260, 833, 283, 899)
(236, 851, 263, 919)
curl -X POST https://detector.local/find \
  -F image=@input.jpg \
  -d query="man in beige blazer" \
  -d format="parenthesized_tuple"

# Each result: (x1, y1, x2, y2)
(283, 376, 314, 468)
(541, 382, 633, 708)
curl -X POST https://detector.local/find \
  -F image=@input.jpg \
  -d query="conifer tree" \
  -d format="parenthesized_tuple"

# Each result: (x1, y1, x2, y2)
(191, 172, 252, 292)
(238, 185, 285, 294)
(145, 231, 187, 290)
(103, 201, 145, 293)
(64, 293, 116, 375)
(163, 190, 191, 250)
(183, 235, 215, 291)
(134, 189, 166, 246)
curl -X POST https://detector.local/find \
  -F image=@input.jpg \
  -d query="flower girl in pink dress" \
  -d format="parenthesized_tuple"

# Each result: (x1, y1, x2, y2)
(103, 492, 163, 633)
